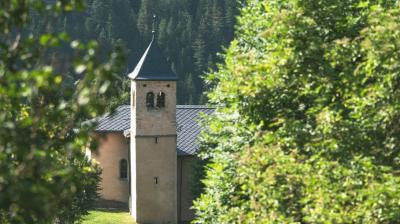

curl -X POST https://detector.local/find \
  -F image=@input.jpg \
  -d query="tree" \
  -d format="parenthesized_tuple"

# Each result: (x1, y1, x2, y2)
(0, 0, 123, 223)
(194, 0, 400, 223)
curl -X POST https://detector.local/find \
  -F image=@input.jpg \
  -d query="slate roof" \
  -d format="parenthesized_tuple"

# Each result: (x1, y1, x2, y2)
(95, 105, 214, 156)
(127, 37, 178, 81)
(95, 106, 131, 132)
(176, 105, 214, 156)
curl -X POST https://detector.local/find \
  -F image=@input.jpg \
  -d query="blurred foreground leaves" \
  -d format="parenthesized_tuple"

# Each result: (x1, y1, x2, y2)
(0, 0, 123, 223)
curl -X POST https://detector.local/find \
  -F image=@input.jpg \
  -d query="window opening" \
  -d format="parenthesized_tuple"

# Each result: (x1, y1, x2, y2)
(146, 92, 154, 108)
(120, 159, 128, 179)
(156, 92, 165, 108)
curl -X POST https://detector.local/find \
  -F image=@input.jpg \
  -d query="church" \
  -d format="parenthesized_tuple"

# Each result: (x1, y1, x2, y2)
(86, 34, 213, 223)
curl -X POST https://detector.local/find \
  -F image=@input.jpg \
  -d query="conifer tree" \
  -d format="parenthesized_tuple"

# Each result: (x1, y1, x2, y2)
(29, 0, 241, 104)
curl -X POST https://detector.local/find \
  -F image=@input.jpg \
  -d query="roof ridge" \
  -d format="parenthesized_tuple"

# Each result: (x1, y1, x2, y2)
(176, 105, 214, 109)
(118, 104, 214, 109)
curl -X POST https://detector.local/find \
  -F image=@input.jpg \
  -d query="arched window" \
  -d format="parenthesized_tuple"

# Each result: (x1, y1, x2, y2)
(156, 92, 165, 108)
(120, 159, 128, 179)
(146, 92, 154, 108)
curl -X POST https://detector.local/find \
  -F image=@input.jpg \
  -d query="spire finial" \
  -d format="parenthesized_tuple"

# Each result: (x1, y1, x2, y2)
(152, 14, 157, 40)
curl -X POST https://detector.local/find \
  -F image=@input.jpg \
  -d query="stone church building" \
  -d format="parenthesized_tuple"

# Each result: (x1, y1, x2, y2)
(87, 36, 213, 223)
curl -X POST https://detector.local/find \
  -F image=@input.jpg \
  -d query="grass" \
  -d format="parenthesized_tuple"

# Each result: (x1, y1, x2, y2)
(82, 209, 135, 224)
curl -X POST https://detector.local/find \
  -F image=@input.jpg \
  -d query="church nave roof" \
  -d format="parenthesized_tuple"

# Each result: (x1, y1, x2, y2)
(95, 105, 214, 156)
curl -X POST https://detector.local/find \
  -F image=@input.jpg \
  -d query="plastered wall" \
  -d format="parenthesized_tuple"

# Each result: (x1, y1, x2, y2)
(92, 133, 130, 203)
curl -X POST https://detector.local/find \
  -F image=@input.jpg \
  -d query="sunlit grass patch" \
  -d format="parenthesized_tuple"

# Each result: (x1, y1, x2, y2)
(82, 209, 135, 224)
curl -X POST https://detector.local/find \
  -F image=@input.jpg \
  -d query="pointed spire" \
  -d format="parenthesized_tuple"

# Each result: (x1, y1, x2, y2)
(127, 14, 177, 81)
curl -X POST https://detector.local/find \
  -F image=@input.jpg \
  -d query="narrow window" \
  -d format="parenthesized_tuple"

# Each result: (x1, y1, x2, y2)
(156, 92, 165, 108)
(120, 159, 128, 179)
(146, 92, 154, 108)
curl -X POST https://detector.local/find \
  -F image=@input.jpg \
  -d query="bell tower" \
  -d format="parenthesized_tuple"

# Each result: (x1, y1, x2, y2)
(128, 33, 178, 223)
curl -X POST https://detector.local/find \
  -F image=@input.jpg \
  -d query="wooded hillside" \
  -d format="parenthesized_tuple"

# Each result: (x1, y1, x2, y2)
(31, 0, 239, 104)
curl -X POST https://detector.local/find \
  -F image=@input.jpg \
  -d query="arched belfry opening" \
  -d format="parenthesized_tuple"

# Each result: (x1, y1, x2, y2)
(156, 92, 166, 108)
(146, 92, 155, 108)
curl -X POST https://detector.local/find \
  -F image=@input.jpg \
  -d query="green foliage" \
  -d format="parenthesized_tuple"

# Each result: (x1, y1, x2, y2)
(56, 159, 102, 224)
(0, 0, 123, 223)
(194, 0, 400, 223)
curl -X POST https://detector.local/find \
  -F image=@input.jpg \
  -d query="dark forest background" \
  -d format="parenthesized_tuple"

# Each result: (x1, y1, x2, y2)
(30, 0, 240, 105)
